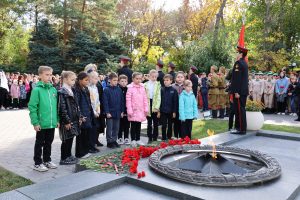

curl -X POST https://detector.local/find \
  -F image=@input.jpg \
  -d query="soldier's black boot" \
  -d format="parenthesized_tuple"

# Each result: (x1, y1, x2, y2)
(212, 110, 218, 118)
(219, 109, 225, 119)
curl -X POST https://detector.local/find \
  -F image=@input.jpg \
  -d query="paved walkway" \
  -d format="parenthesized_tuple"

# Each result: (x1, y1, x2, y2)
(0, 109, 299, 183)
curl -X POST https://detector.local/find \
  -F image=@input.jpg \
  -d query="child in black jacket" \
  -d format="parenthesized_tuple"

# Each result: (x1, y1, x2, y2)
(118, 75, 130, 145)
(158, 74, 178, 140)
(58, 71, 81, 165)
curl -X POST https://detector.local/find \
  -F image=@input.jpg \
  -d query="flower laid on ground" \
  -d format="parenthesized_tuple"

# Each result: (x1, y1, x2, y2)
(80, 136, 201, 178)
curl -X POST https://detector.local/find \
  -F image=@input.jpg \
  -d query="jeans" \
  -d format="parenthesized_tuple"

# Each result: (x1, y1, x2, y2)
(106, 118, 120, 143)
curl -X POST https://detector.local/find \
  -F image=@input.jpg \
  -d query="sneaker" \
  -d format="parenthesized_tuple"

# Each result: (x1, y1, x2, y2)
(124, 138, 130, 145)
(131, 140, 137, 147)
(81, 153, 91, 159)
(59, 157, 77, 165)
(107, 142, 116, 149)
(33, 164, 48, 172)
(136, 140, 145, 146)
(113, 141, 120, 148)
(117, 138, 124, 145)
(290, 113, 294, 116)
(293, 113, 298, 117)
(277, 112, 281, 115)
(44, 161, 57, 169)
(96, 141, 104, 147)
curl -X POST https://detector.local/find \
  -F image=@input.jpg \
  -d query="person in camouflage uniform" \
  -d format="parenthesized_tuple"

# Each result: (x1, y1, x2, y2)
(208, 65, 219, 118)
(218, 66, 227, 118)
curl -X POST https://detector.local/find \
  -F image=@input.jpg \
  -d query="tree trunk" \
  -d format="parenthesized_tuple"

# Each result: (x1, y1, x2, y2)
(79, 0, 86, 30)
(63, 0, 68, 46)
(35, 4, 38, 32)
(214, 0, 227, 42)
(263, 0, 272, 49)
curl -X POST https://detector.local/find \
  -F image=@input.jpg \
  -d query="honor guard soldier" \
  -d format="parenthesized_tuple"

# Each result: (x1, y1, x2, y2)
(189, 66, 199, 98)
(168, 62, 176, 83)
(117, 55, 133, 83)
(230, 46, 249, 134)
(208, 65, 219, 118)
(156, 59, 165, 87)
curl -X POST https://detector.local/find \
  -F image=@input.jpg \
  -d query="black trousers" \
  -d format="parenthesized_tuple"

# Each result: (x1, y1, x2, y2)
(233, 96, 247, 132)
(61, 137, 74, 160)
(147, 99, 159, 141)
(0, 88, 8, 108)
(181, 119, 193, 139)
(12, 98, 19, 108)
(118, 116, 130, 139)
(130, 121, 141, 141)
(19, 98, 26, 108)
(173, 113, 181, 138)
(76, 128, 90, 158)
(277, 100, 286, 113)
(161, 112, 173, 140)
(34, 128, 55, 165)
(89, 125, 97, 150)
(228, 102, 238, 130)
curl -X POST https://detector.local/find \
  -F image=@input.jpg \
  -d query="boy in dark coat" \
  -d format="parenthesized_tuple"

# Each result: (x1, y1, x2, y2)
(158, 74, 178, 140)
(103, 72, 125, 148)
(118, 75, 130, 145)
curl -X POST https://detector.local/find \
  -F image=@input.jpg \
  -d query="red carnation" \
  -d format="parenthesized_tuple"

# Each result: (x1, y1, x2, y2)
(141, 171, 146, 177)
(137, 172, 142, 178)
(160, 142, 168, 148)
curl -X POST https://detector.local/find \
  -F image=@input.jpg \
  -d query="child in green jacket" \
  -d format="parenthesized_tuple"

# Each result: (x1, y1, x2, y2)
(29, 66, 59, 172)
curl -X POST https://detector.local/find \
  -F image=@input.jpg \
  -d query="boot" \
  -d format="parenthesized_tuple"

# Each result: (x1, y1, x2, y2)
(212, 110, 218, 118)
(218, 109, 225, 119)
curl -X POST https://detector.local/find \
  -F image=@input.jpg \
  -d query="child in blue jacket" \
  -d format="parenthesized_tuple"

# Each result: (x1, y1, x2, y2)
(179, 80, 198, 139)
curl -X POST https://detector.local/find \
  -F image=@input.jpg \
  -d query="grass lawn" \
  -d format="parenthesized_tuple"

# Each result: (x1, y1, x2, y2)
(192, 119, 300, 139)
(0, 166, 32, 193)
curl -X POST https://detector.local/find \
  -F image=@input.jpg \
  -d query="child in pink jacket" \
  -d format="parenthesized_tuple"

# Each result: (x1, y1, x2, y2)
(126, 72, 148, 147)
(10, 79, 20, 109)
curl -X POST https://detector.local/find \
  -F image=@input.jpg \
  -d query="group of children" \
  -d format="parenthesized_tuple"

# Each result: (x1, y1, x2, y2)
(0, 73, 35, 109)
(28, 65, 198, 172)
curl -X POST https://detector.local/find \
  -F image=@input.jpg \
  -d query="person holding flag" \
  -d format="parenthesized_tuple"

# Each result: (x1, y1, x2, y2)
(230, 23, 249, 135)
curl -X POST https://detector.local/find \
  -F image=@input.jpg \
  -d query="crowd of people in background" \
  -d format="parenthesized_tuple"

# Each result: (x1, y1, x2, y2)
(0, 56, 299, 172)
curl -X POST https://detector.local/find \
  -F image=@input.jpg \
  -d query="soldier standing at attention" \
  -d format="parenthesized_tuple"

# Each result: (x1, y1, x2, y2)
(189, 66, 199, 99)
(117, 56, 133, 83)
(168, 62, 176, 83)
(230, 46, 249, 135)
(156, 60, 165, 87)
(208, 65, 219, 118)
(218, 66, 227, 118)
(263, 72, 275, 113)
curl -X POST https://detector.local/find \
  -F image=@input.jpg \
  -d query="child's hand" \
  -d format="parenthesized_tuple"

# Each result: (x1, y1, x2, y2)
(153, 109, 158, 113)
(157, 112, 161, 118)
(106, 113, 112, 118)
(121, 112, 124, 118)
(172, 113, 176, 118)
(181, 120, 185, 122)
(34, 125, 41, 132)
(145, 112, 148, 116)
(57, 123, 60, 128)
(65, 123, 71, 130)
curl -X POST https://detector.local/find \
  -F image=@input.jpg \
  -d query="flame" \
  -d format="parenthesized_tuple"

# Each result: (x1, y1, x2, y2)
(207, 129, 217, 159)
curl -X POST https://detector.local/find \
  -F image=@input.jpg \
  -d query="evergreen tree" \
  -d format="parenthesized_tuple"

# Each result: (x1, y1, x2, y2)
(27, 19, 62, 73)
(97, 32, 127, 61)
(66, 31, 108, 72)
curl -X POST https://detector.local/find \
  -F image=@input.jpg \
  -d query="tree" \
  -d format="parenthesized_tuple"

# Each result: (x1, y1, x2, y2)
(97, 32, 126, 58)
(66, 30, 101, 72)
(27, 19, 62, 73)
